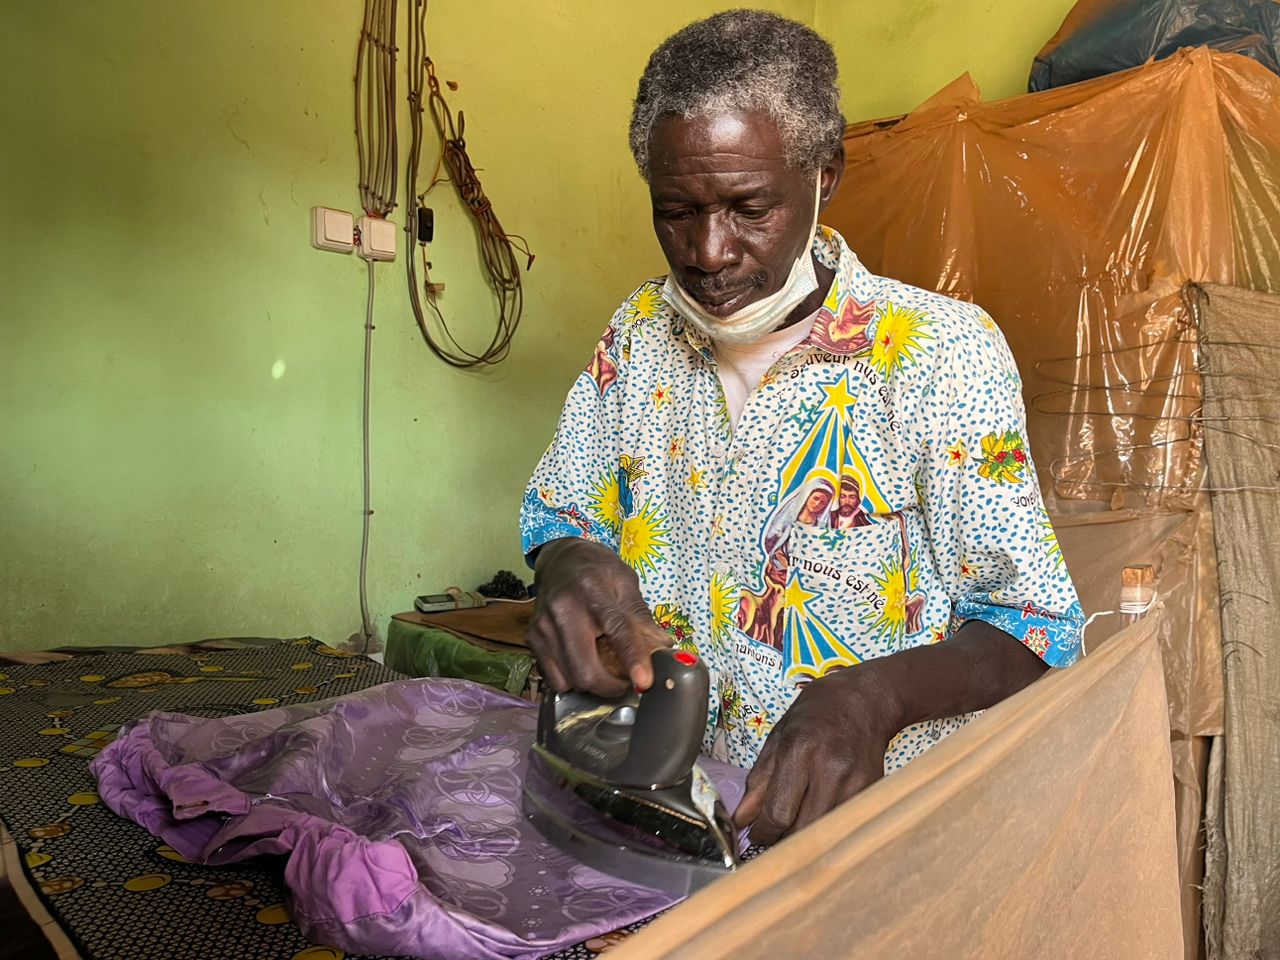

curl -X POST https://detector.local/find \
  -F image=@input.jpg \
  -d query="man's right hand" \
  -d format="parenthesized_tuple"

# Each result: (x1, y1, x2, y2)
(525, 537, 672, 697)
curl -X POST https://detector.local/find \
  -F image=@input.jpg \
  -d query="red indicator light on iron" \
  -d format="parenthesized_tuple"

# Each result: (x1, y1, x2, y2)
(674, 651, 699, 666)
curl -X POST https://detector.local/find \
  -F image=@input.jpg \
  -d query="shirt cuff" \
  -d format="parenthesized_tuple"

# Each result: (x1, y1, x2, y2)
(520, 490, 613, 568)
(952, 597, 1084, 669)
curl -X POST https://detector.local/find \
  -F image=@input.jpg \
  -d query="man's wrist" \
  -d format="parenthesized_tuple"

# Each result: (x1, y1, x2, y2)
(827, 655, 914, 742)
(533, 536, 611, 578)
(532, 537, 574, 575)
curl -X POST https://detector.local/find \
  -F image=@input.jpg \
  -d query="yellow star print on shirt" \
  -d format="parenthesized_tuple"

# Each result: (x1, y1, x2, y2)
(819, 375, 857, 414)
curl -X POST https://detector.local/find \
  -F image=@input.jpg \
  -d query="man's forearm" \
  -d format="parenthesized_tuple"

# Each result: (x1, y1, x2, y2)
(865, 620, 1050, 733)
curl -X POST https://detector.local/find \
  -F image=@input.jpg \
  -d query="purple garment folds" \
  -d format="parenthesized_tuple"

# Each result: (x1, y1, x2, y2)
(90, 678, 747, 960)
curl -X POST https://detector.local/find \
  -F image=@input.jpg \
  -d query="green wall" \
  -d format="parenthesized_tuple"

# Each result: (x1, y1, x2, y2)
(815, 0, 1080, 119)
(1, 0, 1074, 651)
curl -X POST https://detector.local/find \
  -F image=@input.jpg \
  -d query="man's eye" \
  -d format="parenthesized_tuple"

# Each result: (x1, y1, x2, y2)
(657, 208, 693, 222)
(737, 207, 771, 220)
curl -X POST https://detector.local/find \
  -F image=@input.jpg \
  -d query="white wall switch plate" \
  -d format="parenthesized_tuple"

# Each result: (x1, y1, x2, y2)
(311, 207, 354, 253)
(357, 215, 397, 261)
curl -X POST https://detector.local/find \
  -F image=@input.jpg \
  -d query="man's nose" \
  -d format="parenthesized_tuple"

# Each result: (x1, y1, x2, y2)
(686, 211, 740, 274)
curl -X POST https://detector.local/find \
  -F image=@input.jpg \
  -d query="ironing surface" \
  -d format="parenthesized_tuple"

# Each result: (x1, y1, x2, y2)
(88, 667, 747, 959)
(0, 640, 747, 960)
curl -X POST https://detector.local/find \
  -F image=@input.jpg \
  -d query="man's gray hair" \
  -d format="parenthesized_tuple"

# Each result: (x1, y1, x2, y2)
(629, 10, 845, 180)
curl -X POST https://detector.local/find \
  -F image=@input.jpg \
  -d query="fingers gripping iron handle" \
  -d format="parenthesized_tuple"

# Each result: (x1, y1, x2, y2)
(612, 648, 710, 788)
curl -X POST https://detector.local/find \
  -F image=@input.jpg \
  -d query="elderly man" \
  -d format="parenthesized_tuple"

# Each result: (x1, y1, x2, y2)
(521, 10, 1083, 845)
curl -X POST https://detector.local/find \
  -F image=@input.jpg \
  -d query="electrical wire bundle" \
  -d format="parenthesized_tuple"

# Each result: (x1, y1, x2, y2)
(405, 0, 534, 368)
(346, 0, 534, 652)
(355, 0, 398, 218)
(350, 0, 401, 652)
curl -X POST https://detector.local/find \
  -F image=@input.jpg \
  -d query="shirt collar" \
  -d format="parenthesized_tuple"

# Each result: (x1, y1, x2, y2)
(674, 226, 879, 360)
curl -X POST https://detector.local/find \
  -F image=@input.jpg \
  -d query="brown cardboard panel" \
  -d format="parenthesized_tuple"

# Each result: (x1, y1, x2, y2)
(613, 616, 1182, 960)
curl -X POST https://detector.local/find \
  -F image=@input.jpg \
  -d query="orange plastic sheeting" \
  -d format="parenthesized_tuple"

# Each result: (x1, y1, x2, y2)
(613, 615, 1182, 960)
(826, 49, 1280, 514)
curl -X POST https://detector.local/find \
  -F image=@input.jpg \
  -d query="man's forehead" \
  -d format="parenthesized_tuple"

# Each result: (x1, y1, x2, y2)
(647, 110, 790, 177)
(676, 112, 759, 147)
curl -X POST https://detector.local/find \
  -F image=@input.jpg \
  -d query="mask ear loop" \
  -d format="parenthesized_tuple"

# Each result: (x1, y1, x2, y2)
(806, 173, 823, 252)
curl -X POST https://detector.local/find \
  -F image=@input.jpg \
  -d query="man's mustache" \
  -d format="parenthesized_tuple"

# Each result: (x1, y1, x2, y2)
(682, 270, 769, 298)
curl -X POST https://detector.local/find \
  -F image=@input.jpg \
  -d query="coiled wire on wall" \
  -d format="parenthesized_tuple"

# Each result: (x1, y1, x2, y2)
(405, 0, 534, 368)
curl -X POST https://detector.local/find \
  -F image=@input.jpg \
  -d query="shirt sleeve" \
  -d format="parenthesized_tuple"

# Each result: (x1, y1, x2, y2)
(916, 308, 1084, 668)
(519, 311, 630, 566)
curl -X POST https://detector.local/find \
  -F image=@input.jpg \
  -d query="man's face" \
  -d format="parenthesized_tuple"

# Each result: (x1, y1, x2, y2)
(839, 488, 859, 515)
(647, 110, 832, 318)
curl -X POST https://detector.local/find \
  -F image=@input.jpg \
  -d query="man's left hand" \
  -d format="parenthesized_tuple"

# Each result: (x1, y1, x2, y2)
(733, 662, 904, 845)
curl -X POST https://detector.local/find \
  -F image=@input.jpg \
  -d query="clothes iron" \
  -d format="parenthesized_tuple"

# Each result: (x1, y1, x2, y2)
(523, 647, 740, 895)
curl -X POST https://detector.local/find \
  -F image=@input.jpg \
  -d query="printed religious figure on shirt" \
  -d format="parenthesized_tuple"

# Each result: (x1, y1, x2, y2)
(736, 477, 837, 651)
(832, 473, 871, 529)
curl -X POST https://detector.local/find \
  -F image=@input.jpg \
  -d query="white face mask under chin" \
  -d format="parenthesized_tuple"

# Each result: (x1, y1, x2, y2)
(662, 177, 823, 346)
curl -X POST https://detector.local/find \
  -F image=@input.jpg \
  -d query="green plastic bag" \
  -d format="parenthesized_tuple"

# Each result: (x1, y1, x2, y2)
(385, 618, 533, 697)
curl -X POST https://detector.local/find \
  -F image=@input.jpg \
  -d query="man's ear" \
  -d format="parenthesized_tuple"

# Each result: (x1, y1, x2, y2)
(819, 142, 847, 211)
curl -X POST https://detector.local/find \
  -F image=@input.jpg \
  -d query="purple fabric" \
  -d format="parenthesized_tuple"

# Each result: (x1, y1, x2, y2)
(90, 678, 747, 960)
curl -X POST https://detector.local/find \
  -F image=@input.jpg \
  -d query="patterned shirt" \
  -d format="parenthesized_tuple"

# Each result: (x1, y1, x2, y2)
(521, 226, 1083, 770)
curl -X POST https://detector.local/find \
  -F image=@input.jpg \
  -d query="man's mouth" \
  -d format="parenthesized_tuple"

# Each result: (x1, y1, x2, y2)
(688, 286, 753, 316)
(681, 268, 772, 317)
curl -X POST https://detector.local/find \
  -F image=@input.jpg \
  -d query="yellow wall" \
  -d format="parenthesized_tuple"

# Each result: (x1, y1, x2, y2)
(1, 0, 1073, 650)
